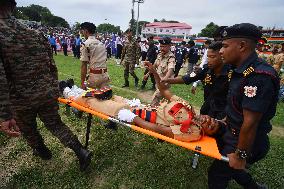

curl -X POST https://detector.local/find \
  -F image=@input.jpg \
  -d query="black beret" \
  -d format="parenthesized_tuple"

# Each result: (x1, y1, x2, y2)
(221, 23, 262, 42)
(159, 37, 172, 45)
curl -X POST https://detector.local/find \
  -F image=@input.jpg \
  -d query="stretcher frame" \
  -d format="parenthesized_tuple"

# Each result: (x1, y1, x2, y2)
(58, 98, 229, 168)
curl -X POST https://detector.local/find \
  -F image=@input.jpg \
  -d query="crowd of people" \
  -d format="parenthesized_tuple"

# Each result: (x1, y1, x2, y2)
(0, 0, 283, 189)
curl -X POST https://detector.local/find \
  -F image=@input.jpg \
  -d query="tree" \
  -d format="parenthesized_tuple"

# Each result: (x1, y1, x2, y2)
(96, 23, 121, 34)
(128, 20, 149, 36)
(13, 4, 70, 28)
(198, 22, 219, 37)
(71, 22, 81, 34)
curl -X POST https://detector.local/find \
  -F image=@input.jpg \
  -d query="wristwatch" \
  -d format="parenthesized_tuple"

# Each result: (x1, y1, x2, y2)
(235, 148, 248, 159)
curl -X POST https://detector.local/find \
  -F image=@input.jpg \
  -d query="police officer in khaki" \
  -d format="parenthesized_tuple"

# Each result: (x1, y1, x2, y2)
(80, 22, 110, 89)
(150, 37, 176, 106)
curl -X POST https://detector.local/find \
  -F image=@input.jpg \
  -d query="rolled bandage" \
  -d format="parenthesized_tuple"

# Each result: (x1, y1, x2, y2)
(118, 109, 137, 123)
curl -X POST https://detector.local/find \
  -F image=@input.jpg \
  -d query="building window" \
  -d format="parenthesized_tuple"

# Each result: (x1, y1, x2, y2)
(166, 29, 169, 32)
(154, 28, 156, 32)
(160, 29, 163, 32)
(147, 28, 150, 32)
(173, 29, 176, 32)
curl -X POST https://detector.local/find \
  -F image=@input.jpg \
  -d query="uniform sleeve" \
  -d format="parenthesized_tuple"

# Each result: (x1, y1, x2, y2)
(0, 52, 12, 121)
(80, 44, 89, 62)
(168, 57, 176, 69)
(182, 68, 207, 85)
(242, 74, 276, 113)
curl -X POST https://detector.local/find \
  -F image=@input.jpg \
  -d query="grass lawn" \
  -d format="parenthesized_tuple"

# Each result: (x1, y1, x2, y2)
(0, 54, 283, 189)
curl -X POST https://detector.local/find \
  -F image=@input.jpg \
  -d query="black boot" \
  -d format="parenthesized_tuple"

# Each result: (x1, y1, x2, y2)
(134, 77, 139, 88)
(244, 180, 268, 189)
(66, 78, 75, 88)
(33, 144, 52, 160)
(122, 79, 129, 88)
(140, 80, 147, 90)
(77, 148, 93, 171)
(59, 80, 68, 94)
(72, 144, 93, 171)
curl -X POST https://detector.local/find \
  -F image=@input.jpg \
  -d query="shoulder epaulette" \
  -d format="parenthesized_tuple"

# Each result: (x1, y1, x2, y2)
(243, 66, 254, 77)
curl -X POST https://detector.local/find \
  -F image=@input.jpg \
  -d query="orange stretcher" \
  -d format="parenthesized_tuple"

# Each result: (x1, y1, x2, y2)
(58, 98, 229, 165)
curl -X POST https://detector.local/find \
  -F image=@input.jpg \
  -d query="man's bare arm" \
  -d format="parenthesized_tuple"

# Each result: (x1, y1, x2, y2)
(81, 61, 88, 88)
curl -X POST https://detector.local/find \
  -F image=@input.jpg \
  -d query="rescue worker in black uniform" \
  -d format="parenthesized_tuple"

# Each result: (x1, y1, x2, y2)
(174, 41, 187, 77)
(202, 23, 280, 189)
(163, 41, 232, 120)
(141, 36, 158, 90)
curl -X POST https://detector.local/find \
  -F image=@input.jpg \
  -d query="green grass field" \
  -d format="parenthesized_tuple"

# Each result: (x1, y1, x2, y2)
(0, 54, 283, 189)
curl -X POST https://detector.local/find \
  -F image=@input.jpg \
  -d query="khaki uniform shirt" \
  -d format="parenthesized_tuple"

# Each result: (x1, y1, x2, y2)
(80, 36, 109, 88)
(155, 51, 176, 79)
(80, 36, 107, 69)
(154, 95, 201, 142)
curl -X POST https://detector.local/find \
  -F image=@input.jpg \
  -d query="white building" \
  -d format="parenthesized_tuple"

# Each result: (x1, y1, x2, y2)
(141, 22, 192, 39)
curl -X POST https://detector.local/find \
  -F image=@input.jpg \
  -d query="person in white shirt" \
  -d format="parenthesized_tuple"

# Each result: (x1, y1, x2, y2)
(191, 40, 211, 94)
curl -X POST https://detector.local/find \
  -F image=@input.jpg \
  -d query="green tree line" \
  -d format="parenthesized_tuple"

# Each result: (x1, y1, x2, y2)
(13, 4, 70, 28)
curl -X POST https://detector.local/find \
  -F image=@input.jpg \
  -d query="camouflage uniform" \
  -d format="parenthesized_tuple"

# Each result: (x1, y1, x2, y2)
(0, 17, 84, 153)
(151, 51, 176, 106)
(121, 37, 140, 86)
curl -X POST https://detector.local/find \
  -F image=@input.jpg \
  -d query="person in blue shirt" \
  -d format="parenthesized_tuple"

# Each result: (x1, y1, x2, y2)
(204, 23, 279, 189)
(75, 34, 82, 59)
(48, 33, 57, 55)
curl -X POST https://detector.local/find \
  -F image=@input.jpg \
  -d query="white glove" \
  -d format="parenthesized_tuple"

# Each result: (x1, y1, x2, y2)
(118, 109, 137, 123)
(126, 98, 141, 108)
(63, 87, 72, 98)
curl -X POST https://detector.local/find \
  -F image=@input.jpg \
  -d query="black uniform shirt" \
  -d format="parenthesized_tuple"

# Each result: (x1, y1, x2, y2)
(147, 41, 158, 64)
(182, 64, 232, 119)
(175, 46, 187, 64)
(225, 52, 279, 134)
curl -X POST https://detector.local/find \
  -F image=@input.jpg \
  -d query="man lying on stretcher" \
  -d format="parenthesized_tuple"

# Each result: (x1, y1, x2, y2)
(60, 63, 220, 142)
(116, 62, 220, 142)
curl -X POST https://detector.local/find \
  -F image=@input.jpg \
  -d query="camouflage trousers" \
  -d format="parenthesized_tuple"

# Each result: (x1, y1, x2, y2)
(12, 97, 81, 149)
(123, 61, 138, 80)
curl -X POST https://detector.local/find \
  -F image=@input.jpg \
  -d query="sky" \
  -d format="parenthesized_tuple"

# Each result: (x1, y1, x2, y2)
(17, 0, 284, 34)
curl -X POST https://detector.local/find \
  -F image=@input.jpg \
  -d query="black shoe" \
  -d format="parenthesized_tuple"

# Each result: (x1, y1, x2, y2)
(122, 84, 129, 88)
(135, 79, 139, 88)
(104, 120, 118, 131)
(33, 145, 52, 160)
(77, 148, 93, 171)
(66, 78, 74, 88)
(59, 81, 68, 93)
(245, 181, 268, 189)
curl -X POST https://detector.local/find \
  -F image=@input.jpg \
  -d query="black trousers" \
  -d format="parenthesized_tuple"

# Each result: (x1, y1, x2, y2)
(62, 44, 68, 56)
(116, 44, 122, 59)
(51, 45, 57, 55)
(107, 47, 112, 58)
(141, 51, 147, 61)
(208, 130, 270, 189)
(75, 45, 80, 59)
(174, 62, 183, 77)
